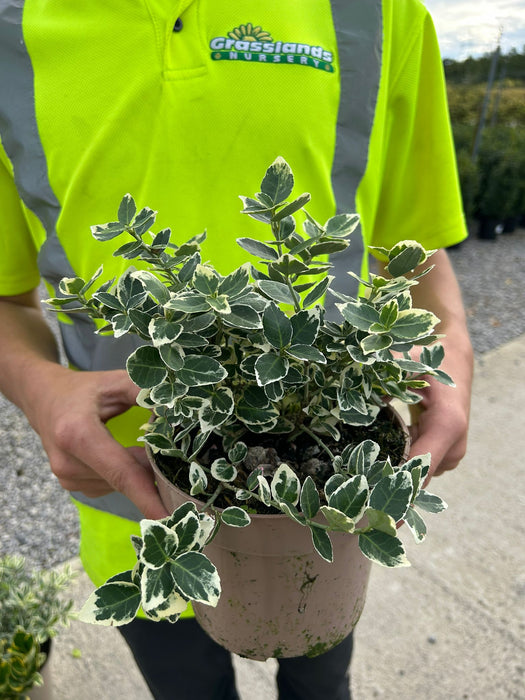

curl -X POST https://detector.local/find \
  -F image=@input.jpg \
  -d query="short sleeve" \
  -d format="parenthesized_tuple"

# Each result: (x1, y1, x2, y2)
(358, 4, 468, 254)
(0, 142, 41, 295)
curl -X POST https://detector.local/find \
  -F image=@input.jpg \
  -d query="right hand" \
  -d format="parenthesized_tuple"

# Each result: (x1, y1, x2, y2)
(28, 364, 169, 520)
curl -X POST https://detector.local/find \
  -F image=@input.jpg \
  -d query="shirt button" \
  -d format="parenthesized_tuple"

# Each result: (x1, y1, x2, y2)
(173, 17, 183, 32)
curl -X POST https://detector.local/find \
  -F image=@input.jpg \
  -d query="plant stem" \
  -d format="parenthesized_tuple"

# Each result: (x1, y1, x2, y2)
(201, 484, 224, 511)
(286, 277, 301, 313)
(301, 425, 335, 461)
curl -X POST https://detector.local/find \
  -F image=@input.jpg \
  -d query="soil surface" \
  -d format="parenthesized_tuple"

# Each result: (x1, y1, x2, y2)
(156, 407, 407, 513)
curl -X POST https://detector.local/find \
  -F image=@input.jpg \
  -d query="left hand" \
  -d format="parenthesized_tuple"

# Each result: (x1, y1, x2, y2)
(407, 369, 470, 483)
(381, 249, 474, 484)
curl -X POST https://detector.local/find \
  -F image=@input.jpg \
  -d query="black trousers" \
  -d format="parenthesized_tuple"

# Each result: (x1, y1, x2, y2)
(119, 618, 353, 700)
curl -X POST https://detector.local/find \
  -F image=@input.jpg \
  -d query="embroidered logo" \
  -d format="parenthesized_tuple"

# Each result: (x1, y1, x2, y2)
(210, 23, 334, 73)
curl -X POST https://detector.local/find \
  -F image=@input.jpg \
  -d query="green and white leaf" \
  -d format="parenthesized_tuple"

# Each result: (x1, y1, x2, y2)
(287, 345, 326, 364)
(273, 192, 311, 221)
(127, 346, 167, 389)
(319, 506, 355, 533)
(148, 317, 183, 347)
(236, 237, 278, 261)
(277, 501, 306, 525)
(118, 193, 136, 225)
(195, 512, 217, 549)
(164, 292, 210, 313)
(258, 280, 298, 306)
(420, 343, 445, 369)
(178, 355, 228, 387)
(387, 241, 427, 276)
(290, 309, 320, 345)
(328, 475, 369, 520)
(300, 476, 320, 519)
(260, 156, 294, 204)
(257, 475, 272, 506)
(221, 305, 262, 330)
(263, 302, 293, 349)
(337, 386, 367, 415)
(338, 301, 380, 331)
(235, 399, 279, 426)
(221, 507, 251, 528)
(360, 333, 392, 354)
(309, 525, 333, 562)
(170, 552, 221, 606)
(228, 442, 248, 464)
(254, 353, 289, 386)
(189, 461, 208, 495)
(325, 213, 360, 238)
(218, 264, 250, 297)
(139, 520, 179, 569)
(159, 344, 185, 371)
(364, 508, 397, 537)
(370, 472, 413, 522)
(198, 403, 230, 433)
(171, 511, 202, 553)
(91, 220, 127, 241)
(303, 276, 332, 307)
(339, 404, 380, 427)
(193, 264, 219, 295)
(414, 489, 448, 513)
(141, 564, 177, 614)
(391, 309, 439, 340)
(358, 531, 410, 568)
(132, 206, 157, 236)
(211, 458, 237, 482)
(142, 584, 188, 621)
(346, 440, 381, 475)
(79, 580, 141, 626)
(131, 270, 171, 304)
(271, 463, 300, 506)
(404, 507, 427, 543)
(206, 294, 230, 314)
(324, 473, 346, 500)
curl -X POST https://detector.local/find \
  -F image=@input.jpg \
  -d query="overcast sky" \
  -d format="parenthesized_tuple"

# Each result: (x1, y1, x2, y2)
(423, 0, 525, 59)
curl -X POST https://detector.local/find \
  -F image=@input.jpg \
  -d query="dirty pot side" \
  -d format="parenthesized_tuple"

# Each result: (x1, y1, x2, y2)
(151, 459, 372, 660)
(148, 406, 409, 660)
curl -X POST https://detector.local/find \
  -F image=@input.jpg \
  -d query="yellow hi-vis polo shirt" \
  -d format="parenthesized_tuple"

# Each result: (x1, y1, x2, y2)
(0, 0, 467, 599)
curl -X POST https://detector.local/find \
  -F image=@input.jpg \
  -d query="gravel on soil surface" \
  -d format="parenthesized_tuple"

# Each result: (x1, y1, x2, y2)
(0, 227, 523, 569)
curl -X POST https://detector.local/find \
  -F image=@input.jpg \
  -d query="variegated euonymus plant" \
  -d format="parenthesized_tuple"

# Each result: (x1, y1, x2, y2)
(48, 158, 452, 627)
(0, 555, 73, 697)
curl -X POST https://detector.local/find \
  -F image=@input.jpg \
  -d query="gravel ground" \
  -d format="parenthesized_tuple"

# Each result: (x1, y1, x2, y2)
(447, 226, 525, 353)
(0, 227, 524, 569)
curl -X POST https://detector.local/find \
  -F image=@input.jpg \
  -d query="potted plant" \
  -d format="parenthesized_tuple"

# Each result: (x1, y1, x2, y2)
(47, 158, 452, 659)
(0, 555, 73, 699)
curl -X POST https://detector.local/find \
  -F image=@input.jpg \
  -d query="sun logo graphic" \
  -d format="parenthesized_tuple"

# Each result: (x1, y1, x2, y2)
(227, 23, 273, 43)
(209, 24, 334, 72)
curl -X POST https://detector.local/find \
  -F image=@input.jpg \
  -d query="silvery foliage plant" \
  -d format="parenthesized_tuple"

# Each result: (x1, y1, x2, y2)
(48, 158, 452, 626)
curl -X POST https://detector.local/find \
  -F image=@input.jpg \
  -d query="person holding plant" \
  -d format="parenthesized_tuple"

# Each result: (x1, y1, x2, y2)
(0, 1, 473, 699)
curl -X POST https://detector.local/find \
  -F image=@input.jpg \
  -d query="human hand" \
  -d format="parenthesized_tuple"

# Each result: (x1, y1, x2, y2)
(407, 355, 471, 484)
(28, 365, 169, 519)
(392, 249, 474, 485)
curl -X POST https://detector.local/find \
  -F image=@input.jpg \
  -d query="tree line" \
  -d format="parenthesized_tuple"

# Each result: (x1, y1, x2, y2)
(444, 49, 525, 237)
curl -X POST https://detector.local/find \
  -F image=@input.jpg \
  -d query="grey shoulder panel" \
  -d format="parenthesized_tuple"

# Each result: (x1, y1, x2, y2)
(0, 1, 62, 238)
(327, 0, 382, 309)
(0, 4, 135, 370)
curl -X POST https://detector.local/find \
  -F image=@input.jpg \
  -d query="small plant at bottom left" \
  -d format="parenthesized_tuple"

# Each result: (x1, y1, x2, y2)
(0, 555, 74, 699)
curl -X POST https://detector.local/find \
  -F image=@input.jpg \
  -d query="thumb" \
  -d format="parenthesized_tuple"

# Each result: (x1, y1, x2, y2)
(95, 369, 141, 422)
